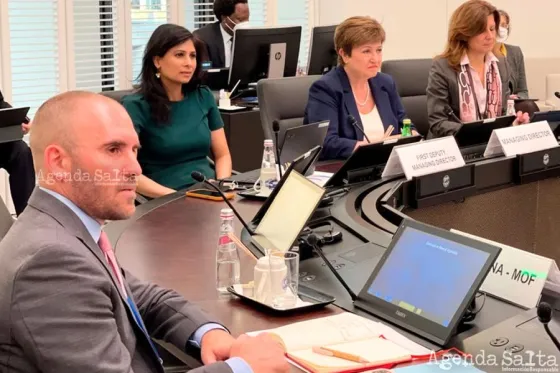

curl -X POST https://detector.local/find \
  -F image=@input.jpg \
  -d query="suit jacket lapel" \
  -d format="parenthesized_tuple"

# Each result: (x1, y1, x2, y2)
(337, 67, 364, 139)
(370, 78, 392, 131)
(28, 188, 129, 305)
(213, 22, 226, 68)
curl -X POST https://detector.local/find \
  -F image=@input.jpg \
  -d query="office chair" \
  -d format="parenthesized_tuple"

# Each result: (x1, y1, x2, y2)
(257, 75, 321, 145)
(381, 59, 433, 136)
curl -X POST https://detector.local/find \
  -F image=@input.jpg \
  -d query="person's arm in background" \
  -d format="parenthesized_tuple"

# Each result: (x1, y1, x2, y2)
(0, 89, 10, 109)
(205, 88, 232, 179)
(514, 46, 529, 99)
(122, 96, 176, 199)
(426, 60, 462, 138)
(306, 80, 359, 160)
(210, 129, 232, 179)
(137, 176, 176, 199)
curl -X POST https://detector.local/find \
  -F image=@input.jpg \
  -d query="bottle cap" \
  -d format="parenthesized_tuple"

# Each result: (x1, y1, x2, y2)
(220, 208, 234, 219)
(264, 139, 274, 146)
(403, 119, 411, 124)
(508, 99, 515, 104)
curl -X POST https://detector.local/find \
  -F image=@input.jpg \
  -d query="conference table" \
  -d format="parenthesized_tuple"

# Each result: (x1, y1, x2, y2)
(106, 155, 560, 372)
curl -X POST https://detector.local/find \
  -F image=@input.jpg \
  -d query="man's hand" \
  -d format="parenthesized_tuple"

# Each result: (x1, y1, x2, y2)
(200, 329, 235, 364)
(230, 333, 289, 373)
(512, 111, 530, 126)
(22, 122, 31, 134)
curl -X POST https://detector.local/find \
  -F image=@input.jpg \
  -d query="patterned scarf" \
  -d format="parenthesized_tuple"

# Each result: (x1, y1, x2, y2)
(458, 58, 502, 122)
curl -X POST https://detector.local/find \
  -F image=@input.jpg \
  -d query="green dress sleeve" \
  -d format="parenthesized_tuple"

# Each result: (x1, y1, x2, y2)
(200, 87, 224, 131)
(122, 94, 149, 134)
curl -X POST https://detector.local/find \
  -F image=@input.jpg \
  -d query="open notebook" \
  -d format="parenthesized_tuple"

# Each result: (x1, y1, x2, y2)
(250, 313, 433, 373)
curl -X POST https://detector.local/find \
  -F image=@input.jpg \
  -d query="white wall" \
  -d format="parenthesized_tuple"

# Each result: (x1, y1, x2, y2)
(317, 0, 560, 60)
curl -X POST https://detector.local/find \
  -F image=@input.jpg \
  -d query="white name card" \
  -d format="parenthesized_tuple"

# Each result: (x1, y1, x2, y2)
(451, 229, 553, 309)
(381, 137, 465, 180)
(484, 121, 558, 158)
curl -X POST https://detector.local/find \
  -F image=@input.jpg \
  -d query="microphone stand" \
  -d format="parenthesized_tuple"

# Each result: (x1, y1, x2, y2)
(306, 234, 357, 301)
(272, 120, 283, 180)
(191, 172, 255, 236)
(544, 323, 560, 351)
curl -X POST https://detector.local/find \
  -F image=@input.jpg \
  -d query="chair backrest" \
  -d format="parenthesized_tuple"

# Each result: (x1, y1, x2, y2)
(257, 75, 322, 142)
(99, 89, 135, 104)
(381, 59, 433, 136)
(0, 197, 14, 241)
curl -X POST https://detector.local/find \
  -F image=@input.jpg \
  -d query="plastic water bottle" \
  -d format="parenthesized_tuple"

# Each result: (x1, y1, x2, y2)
(401, 119, 412, 137)
(259, 139, 278, 193)
(216, 208, 240, 294)
(506, 99, 516, 116)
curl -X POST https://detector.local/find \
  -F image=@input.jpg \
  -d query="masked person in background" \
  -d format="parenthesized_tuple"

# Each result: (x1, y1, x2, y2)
(194, 0, 250, 69)
(496, 9, 528, 99)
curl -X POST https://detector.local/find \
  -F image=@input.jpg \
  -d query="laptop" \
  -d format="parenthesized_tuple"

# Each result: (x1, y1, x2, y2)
(325, 135, 423, 188)
(455, 114, 514, 146)
(278, 121, 329, 170)
(354, 218, 501, 346)
(237, 145, 322, 200)
(0, 107, 30, 143)
(247, 157, 326, 255)
(531, 110, 560, 139)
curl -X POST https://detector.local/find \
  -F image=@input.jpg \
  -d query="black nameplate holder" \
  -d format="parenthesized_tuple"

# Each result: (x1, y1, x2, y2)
(514, 146, 560, 184)
(345, 164, 385, 185)
(409, 164, 476, 209)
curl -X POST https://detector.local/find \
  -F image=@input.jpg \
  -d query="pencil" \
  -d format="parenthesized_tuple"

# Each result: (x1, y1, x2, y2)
(312, 346, 369, 363)
(228, 232, 258, 262)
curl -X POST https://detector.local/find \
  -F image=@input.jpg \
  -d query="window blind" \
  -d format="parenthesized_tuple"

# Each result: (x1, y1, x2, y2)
(73, 0, 119, 92)
(131, 0, 170, 82)
(8, 0, 60, 117)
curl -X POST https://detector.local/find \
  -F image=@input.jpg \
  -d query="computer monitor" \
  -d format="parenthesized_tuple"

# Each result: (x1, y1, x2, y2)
(228, 26, 302, 90)
(307, 25, 337, 76)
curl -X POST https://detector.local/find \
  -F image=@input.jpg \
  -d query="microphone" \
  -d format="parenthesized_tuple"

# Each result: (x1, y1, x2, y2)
(191, 171, 255, 235)
(555, 92, 560, 100)
(272, 120, 283, 180)
(347, 115, 370, 143)
(306, 234, 357, 301)
(446, 108, 462, 123)
(537, 302, 560, 351)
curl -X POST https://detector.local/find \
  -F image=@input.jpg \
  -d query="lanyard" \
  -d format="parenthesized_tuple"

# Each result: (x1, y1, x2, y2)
(465, 67, 490, 120)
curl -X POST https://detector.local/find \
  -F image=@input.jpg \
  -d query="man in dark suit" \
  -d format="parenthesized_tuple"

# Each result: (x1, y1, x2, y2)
(0, 89, 35, 215)
(194, 0, 250, 69)
(0, 91, 288, 373)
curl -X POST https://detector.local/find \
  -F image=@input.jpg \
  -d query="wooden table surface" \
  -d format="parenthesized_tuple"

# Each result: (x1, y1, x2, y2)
(115, 195, 341, 338)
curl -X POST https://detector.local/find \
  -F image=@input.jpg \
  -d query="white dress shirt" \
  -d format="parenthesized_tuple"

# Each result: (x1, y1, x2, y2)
(220, 24, 233, 68)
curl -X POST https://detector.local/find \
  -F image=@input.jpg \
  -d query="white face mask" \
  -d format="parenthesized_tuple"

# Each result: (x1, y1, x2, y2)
(233, 21, 251, 31)
(497, 26, 509, 43)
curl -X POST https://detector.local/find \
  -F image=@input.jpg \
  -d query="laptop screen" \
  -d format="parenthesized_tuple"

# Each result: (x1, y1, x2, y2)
(254, 171, 325, 252)
(366, 226, 490, 327)
(356, 219, 500, 346)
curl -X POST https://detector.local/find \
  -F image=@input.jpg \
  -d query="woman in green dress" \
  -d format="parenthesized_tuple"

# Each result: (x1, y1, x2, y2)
(123, 24, 232, 198)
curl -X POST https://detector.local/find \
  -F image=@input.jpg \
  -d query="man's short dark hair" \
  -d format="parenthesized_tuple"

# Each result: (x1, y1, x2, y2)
(213, 0, 248, 20)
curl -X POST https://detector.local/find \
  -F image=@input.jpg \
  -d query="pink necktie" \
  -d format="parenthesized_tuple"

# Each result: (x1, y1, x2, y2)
(98, 231, 128, 297)
(98, 231, 163, 365)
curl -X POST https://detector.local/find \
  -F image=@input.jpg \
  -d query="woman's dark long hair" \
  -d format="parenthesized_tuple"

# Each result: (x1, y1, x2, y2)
(138, 24, 206, 124)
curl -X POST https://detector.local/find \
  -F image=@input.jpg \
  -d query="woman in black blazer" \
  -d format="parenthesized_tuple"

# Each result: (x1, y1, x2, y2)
(304, 16, 414, 160)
